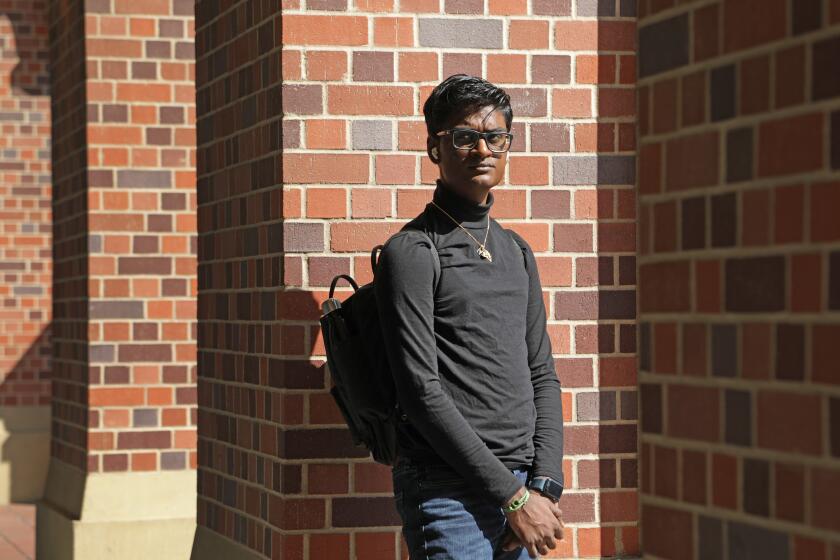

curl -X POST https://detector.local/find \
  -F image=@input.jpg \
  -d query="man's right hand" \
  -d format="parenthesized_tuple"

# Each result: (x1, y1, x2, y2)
(501, 488, 564, 558)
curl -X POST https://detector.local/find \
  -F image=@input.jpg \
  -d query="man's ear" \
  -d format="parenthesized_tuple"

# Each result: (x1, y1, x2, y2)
(427, 136, 440, 164)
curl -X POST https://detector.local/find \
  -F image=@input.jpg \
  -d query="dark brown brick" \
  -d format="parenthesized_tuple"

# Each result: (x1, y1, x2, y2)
(682, 450, 707, 504)
(332, 497, 400, 527)
(119, 344, 172, 362)
(710, 64, 736, 121)
(282, 85, 323, 115)
(639, 14, 689, 78)
(118, 431, 172, 449)
(712, 324, 737, 378)
(743, 458, 770, 516)
(599, 424, 636, 453)
(725, 256, 786, 312)
(352, 51, 394, 82)
(793, 0, 822, 34)
(725, 389, 751, 446)
(89, 301, 144, 319)
(598, 290, 635, 320)
(533, 0, 572, 15)
(283, 429, 368, 460)
(813, 35, 840, 101)
(711, 193, 736, 247)
(118, 257, 172, 275)
(442, 53, 482, 78)
(833, 111, 840, 170)
(531, 189, 569, 218)
(654, 445, 677, 498)
(117, 169, 171, 188)
(775, 324, 805, 381)
(831, 252, 840, 309)
(507, 88, 548, 118)
(530, 123, 570, 152)
(728, 521, 789, 559)
(698, 516, 722, 559)
(727, 127, 753, 182)
(444, 0, 482, 13)
(681, 196, 705, 250)
(531, 55, 571, 84)
(666, 131, 719, 191)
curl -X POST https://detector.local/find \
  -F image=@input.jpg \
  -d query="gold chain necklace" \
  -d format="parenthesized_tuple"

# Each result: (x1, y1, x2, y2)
(430, 201, 493, 262)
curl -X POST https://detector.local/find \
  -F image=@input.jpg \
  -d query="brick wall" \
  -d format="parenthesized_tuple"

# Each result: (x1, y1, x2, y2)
(0, 1, 51, 407)
(196, 0, 638, 559)
(49, 0, 197, 473)
(637, 0, 840, 558)
(49, 0, 91, 471)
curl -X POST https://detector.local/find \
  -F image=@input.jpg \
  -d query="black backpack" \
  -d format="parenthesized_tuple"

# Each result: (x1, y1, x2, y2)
(319, 225, 527, 465)
(319, 229, 440, 465)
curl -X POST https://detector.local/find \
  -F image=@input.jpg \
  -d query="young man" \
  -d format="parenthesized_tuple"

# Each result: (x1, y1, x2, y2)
(375, 75, 565, 559)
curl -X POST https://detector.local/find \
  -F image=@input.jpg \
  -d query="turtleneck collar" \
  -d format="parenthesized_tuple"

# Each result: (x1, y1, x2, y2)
(431, 180, 494, 225)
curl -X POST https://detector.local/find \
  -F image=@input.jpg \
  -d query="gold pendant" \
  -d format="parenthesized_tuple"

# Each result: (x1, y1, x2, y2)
(478, 247, 493, 262)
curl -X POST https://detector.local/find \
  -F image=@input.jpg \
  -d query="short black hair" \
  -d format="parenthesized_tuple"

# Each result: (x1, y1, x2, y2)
(423, 74, 513, 135)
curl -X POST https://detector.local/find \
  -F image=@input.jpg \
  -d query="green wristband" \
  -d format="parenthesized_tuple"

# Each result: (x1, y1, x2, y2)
(504, 489, 530, 513)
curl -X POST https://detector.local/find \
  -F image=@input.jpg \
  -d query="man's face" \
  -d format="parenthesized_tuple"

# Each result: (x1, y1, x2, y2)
(429, 105, 509, 200)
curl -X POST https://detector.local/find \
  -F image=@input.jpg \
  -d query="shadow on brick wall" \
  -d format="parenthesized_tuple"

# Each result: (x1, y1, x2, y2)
(0, 325, 51, 503)
(2, 6, 50, 96)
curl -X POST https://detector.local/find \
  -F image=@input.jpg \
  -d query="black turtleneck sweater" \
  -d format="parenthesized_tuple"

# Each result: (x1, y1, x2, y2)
(374, 182, 564, 507)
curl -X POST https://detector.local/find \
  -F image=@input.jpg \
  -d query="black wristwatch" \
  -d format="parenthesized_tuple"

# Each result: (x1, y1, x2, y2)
(528, 476, 563, 502)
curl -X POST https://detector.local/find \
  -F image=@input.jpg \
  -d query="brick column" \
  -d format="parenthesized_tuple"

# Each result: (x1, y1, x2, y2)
(0, 0, 52, 504)
(638, 0, 840, 558)
(37, 0, 197, 558)
(194, 1, 638, 559)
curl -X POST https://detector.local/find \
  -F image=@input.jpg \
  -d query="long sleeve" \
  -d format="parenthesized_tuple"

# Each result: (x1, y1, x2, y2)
(375, 230, 523, 506)
(513, 231, 565, 486)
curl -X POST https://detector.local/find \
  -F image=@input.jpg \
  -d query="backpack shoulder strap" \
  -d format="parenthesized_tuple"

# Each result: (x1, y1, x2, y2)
(505, 228, 529, 270)
(373, 227, 441, 291)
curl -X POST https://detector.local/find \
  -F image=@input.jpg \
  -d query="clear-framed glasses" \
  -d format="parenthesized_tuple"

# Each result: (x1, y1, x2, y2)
(435, 128, 514, 153)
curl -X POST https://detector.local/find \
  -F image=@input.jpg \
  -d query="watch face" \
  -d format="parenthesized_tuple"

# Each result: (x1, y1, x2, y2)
(531, 477, 562, 501)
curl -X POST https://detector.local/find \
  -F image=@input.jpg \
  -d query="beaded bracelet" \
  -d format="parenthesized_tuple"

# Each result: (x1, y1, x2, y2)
(504, 489, 530, 513)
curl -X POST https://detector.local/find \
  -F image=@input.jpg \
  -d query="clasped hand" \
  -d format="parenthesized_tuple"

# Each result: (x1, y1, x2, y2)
(501, 491, 564, 558)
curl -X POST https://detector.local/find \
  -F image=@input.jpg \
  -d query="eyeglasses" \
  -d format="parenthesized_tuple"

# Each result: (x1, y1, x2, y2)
(435, 128, 514, 153)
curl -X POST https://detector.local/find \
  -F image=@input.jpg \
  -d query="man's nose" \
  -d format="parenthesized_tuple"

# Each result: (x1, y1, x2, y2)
(473, 138, 492, 157)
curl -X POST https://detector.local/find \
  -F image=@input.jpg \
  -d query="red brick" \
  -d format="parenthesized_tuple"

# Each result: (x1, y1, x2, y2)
(306, 119, 346, 150)
(576, 54, 616, 85)
(742, 188, 771, 246)
(554, 223, 593, 252)
(694, 3, 720, 61)
(682, 71, 706, 126)
(356, 532, 396, 560)
(695, 259, 721, 313)
(351, 188, 391, 218)
(397, 188, 433, 217)
(666, 131, 719, 191)
(740, 55, 771, 115)
(724, 0, 786, 53)
(641, 505, 693, 560)
(552, 89, 591, 118)
(776, 463, 806, 522)
(740, 323, 771, 380)
(775, 45, 806, 108)
(509, 156, 548, 185)
(712, 453, 738, 509)
(306, 188, 347, 218)
(330, 222, 403, 252)
(283, 154, 369, 184)
(639, 261, 690, 312)
(794, 536, 827, 560)
(487, 54, 527, 84)
(774, 184, 804, 243)
(375, 155, 415, 185)
(639, 143, 662, 194)
(373, 17, 413, 47)
(306, 51, 348, 81)
(653, 201, 676, 253)
(812, 468, 840, 531)
(653, 323, 677, 374)
(758, 391, 822, 455)
(398, 52, 438, 82)
(600, 491, 637, 522)
(328, 85, 413, 115)
(600, 357, 636, 386)
(599, 89, 635, 118)
(509, 20, 549, 50)
(812, 325, 840, 385)
(758, 113, 823, 178)
(488, 0, 527, 14)
(653, 79, 677, 134)
(598, 223, 635, 252)
(668, 384, 720, 442)
(283, 15, 368, 45)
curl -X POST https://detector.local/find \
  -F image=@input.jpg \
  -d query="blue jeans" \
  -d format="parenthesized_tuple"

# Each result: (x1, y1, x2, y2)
(392, 460, 531, 560)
